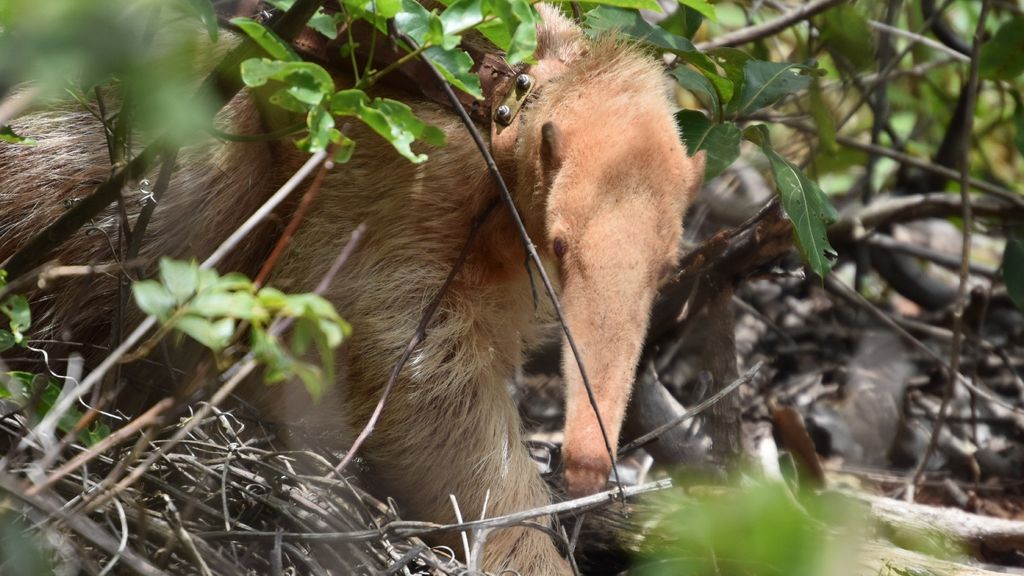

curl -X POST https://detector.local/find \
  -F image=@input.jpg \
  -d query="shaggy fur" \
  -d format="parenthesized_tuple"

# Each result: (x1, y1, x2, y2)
(0, 5, 702, 573)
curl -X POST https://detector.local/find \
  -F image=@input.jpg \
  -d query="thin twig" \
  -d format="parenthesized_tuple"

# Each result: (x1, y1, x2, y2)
(197, 479, 673, 543)
(618, 361, 762, 455)
(254, 150, 334, 287)
(909, 0, 991, 496)
(695, 0, 845, 51)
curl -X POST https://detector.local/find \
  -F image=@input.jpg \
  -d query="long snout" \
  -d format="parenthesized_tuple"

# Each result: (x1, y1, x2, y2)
(559, 277, 654, 498)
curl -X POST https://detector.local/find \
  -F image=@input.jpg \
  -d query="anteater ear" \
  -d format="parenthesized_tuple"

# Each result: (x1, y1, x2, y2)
(540, 121, 564, 189)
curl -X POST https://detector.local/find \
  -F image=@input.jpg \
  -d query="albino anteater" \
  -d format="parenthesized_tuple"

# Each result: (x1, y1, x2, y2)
(0, 5, 703, 573)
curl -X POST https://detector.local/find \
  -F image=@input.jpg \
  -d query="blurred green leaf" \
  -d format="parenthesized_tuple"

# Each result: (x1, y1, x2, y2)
(159, 258, 200, 304)
(182, 0, 219, 41)
(1, 295, 31, 340)
(176, 316, 235, 351)
(231, 17, 300, 62)
(679, 0, 716, 22)
(133, 280, 176, 320)
(676, 110, 740, 180)
(980, 16, 1024, 81)
(639, 483, 859, 576)
(0, 330, 15, 353)
(817, 4, 874, 71)
(1004, 236, 1024, 312)
(809, 78, 837, 154)
(0, 125, 37, 146)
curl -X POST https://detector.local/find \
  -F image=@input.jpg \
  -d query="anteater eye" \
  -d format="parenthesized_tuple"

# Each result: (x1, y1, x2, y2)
(553, 237, 567, 259)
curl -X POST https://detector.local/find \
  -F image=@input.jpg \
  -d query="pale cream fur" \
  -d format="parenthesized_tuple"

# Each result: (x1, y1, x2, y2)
(0, 5, 702, 573)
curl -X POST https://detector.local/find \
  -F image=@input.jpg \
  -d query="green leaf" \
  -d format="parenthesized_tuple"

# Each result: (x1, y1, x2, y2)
(189, 292, 267, 321)
(344, 0, 402, 18)
(423, 46, 483, 98)
(676, 110, 741, 180)
(706, 47, 750, 104)
(486, 0, 539, 64)
(657, 5, 705, 40)
(331, 89, 446, 162)
(1004, 237, 1024, 312)
(333, 133, 356, 163)
(0, 330, 14, 353)
(395, 0, 446, 46)
(240, 59, 335, 107)
(761, 141, 838, 279)
(586, 6, 695, 54)
(441, 0, 484, 34)
(132, 280, 176, 320)
(579, 0, 662, 11)
(728, 60, 813, 117)
(175, 316, 235, 351)
(300, 105, 339, 153)
(308, 10, 343, 39)
(0, 125, 36, 146)
(231, 17, 300, 62)
(183, 0, 219, 41)
(817, 4, 873, 71)
(1, 295, 30, 340)
(673, 66, 720, 118)
(980, 17, 1024, 81)
(679, 0, 716, 22)
(159, 258, 200, 304)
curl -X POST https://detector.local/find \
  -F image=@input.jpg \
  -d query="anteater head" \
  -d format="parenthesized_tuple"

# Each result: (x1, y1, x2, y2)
(517, 26, 704, 497)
